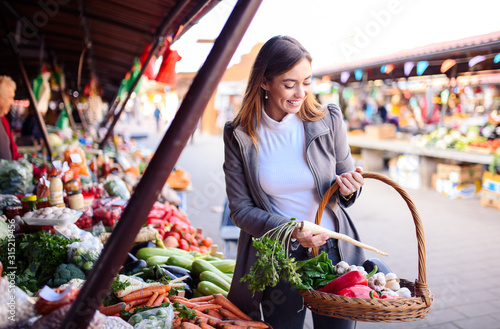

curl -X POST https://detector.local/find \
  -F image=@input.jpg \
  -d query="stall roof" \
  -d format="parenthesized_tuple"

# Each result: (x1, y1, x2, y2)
(0, 0, 220, 102)
(314, 30, 500, 83)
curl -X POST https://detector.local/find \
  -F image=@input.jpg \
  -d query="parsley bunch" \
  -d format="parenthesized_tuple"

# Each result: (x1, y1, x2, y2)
(241, 220, 302, 296)
(0, 231, 78, 293)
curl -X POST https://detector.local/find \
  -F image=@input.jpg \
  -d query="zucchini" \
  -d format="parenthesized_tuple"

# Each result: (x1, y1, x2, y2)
(166, 256, 194, 271)
(199, 271, 231, 291)
(146, 255, 170, 266)
(136, 247, 193, 261)
(206, 259, 235, 273)
(197, 281, 228, 296)
(191, 259, 232, 284)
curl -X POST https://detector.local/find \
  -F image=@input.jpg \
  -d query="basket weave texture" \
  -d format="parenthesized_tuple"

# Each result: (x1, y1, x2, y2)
(299, 172, 434, 322)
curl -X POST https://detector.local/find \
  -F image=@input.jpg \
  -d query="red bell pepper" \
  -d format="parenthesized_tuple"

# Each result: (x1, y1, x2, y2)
(337, 285, 379, 299)
(317, 270, 368, 294)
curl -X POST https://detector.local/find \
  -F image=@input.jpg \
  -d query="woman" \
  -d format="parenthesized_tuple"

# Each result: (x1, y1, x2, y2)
(223, 36, 365, 329)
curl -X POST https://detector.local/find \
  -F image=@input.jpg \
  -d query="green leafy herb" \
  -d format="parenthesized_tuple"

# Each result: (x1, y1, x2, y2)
(173, 302, 196, 319)
(0, 231, 79, 293)
(110, 276, 131, 292)
(240, 220, 302, 296)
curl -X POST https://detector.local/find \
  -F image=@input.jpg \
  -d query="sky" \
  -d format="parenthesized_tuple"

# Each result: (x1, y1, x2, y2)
(173, 0, 500, 73)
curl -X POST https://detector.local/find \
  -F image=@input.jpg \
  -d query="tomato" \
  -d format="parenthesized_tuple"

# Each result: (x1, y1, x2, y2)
(178, 238, 190, 251)
(164, 232, 181, 241)
(201, 237, 213, 248)
(199, 246, 209, 254)
(189, 245, 200, 253)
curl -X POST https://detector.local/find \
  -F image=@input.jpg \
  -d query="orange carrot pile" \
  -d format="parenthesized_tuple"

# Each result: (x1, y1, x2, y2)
(169, 294, 268, 329)
(118, 284, 171, 312)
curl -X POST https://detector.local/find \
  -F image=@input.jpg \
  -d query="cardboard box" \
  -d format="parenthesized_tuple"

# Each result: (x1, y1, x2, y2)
(435, 179, 481, 199)
(364, 124, 396, 140)
(388, 155, 421, 189)
(436, 163, 483, 184)
(480, 189, 500, 210)
(482, 170, 500, 194)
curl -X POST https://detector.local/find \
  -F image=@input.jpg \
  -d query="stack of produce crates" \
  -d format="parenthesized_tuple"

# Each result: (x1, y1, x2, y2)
(435, 163, 483, 199)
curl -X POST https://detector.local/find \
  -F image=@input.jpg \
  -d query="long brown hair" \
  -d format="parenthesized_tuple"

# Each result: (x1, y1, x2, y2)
(233, 36, 324, 146)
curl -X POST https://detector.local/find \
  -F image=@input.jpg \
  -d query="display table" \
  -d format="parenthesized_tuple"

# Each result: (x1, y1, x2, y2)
(347, 135, 495, 188)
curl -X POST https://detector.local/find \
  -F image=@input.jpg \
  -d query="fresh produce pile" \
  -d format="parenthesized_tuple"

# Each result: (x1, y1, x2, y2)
(147, 202, 213, 253)
(411, 125, 500, 152)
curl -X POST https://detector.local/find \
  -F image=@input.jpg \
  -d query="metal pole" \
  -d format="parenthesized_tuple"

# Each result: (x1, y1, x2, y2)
(98, 0, 192, 149)
(61, 0, 262, 326)
(0, 3, 53, 159)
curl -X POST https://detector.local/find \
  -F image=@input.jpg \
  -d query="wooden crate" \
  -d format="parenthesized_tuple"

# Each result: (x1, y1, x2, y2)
(436, 163, 483, 184)
(364, 124, 396, 140)
(480, 189, 500, 211)
(482, 170, 500, 194)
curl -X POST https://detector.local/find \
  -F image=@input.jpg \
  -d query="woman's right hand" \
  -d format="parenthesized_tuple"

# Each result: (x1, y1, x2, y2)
(292, 225, 328, 248)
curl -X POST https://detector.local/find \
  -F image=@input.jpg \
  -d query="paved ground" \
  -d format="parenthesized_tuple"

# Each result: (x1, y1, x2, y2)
(115, 115, 500, 329)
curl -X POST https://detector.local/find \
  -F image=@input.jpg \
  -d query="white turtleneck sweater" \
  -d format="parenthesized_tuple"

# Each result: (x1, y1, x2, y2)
(257, 108, 335, 232)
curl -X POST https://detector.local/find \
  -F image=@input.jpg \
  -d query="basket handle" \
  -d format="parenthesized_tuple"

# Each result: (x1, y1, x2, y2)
(312, 172, 428, 287)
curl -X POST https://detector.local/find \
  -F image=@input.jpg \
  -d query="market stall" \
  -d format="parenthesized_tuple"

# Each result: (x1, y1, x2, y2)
(0, 0, 275, 328)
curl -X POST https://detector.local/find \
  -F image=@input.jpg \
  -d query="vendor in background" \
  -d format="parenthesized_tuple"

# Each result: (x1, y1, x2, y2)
(0, 75, 22, 160)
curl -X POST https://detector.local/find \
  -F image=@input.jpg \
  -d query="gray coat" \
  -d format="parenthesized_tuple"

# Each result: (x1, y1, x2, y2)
(222, 103, 365, 319)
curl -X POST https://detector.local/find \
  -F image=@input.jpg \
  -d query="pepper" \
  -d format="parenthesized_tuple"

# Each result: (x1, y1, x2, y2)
(337, 285, 380, 299)
(317, 270, 368, 294)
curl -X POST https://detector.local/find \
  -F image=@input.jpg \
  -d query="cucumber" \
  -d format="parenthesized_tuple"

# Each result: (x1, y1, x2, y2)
(197, 281, 228, 296)
(199, 271, 231, 291)
(136, 247, 193, 260)
(146, 255, 170, 266)
(206, 259, 235, 273)
(191, 259, 232, 284)
(166, 256, 194, 271)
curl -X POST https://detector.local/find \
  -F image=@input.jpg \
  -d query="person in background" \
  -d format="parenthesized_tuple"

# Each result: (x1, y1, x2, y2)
(0, 75, 22, 160)
(223, 36, 365, 329)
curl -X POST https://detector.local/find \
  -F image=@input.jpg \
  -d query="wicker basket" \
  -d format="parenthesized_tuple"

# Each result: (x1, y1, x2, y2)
(299, 172, 434, 322)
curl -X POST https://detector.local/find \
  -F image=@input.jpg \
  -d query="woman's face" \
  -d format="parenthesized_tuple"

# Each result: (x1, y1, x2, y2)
(261, 58, 312, 122)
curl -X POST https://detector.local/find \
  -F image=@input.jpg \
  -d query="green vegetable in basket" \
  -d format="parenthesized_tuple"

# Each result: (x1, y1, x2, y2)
(241, 218, 388, 296)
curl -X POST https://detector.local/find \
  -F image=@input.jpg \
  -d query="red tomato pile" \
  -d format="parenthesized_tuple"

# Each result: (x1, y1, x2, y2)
(147, 202, 213, 253)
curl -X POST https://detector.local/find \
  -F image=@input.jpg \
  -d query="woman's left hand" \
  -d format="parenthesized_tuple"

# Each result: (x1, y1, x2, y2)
(335, 167, 364, 198)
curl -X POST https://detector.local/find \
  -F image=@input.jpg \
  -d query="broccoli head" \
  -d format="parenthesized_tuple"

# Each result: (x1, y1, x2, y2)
(48, 263, 86, 287)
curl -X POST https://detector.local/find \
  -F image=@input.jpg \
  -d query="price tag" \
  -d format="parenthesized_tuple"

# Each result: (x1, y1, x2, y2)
(70, 153, 82, 163)
(39, 285, 74, 302)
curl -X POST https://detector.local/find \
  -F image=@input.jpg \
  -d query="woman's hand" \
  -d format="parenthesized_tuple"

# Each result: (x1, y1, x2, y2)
(336, 167, 364, 198)
(292, 226, 328, 248)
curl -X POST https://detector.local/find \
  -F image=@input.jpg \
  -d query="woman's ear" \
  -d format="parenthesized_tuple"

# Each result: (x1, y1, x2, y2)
(260, 78, 269, 91)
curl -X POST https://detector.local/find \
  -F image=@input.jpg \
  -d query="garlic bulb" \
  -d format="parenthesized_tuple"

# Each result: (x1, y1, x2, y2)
(368, 273, 386, 292)
(334, 261, 349, 275)
(384, 273, 400, 291)
(396, 287, 411, 298)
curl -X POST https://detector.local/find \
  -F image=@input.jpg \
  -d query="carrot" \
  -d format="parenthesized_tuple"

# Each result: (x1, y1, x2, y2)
(122, 287, 167, 302)
(153, 293, 168, 306)
(219, 320, 268, 328)
(140, 283, 171, 292)
(218, 308, 240, 320)
(206, 309, 224, 320)
(98, 302, 127, 316)
(218, 325, 247, 329)
(213, 294, 252, 321)
(127, 296, 151, 307)
(199, 324, 216, 329)
(172, 299, 198, 309)
(180, 322, 201, 328)
(300, 221, 388, 256)
(146, 291, 159, 307)
(170, 295, 189, 302)
(189, 295, 214, 303)
(194, 304, 222, 312)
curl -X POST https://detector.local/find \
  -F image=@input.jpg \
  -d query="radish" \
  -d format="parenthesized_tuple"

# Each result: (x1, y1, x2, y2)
(299, 221, 388, 256)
